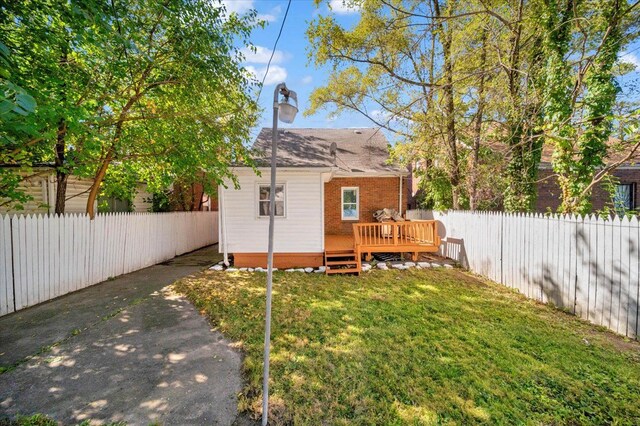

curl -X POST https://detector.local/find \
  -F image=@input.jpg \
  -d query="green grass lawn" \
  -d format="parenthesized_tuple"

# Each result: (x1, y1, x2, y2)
(174, 268, 640, 425)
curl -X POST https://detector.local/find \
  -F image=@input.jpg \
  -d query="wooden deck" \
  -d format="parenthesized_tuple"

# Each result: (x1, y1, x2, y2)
(353, 221, 440, 261)
(325, 234, 355, 252)
(325, 220, 441, 265)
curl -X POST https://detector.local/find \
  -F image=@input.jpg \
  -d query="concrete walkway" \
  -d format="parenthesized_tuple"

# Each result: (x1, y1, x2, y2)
(0, 245, 245, 425)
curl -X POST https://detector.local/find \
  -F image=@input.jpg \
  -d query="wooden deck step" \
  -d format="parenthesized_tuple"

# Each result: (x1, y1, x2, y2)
(324, 249, 361, 275)
(326, 267, 361, 275)
(326, 259, 358, 266)
(325, 251, 356, 257)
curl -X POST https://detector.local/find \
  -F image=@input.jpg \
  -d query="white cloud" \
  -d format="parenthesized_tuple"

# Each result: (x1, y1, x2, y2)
(371, 109, 411, 125)
(371, 109, 392, 122)
(329, 0, 361, 14)
(220, 0, 254, 14)
(246, 65, 288, 86)
(257, 13, 277, 22)
(620, 51, 640, 70)
(257, 5, 281, 22)
(302, 75, 313, 85)
(240, 46, 288, 64)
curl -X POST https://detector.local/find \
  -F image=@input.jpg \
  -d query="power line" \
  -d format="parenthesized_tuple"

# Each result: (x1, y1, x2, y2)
(255, 0, 292, 104)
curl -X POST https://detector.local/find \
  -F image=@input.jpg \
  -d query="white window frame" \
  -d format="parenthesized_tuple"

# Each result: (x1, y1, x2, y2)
(341, 187, 359, 221)
(257, 183, 286, 218)
(613, 183, 635, 212)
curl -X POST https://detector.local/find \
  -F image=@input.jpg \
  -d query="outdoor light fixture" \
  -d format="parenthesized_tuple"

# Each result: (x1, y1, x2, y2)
(262, 82, 297, 426)
(277, 89, 298, 124)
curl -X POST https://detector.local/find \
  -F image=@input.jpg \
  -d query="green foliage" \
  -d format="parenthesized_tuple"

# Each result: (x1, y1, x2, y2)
(538, 0, 635, 214)
(307, 0, 638, 214)
(151, 190, 172, 213)
(1, 0, 260, 212)
(0, 42, 37, 140)
(176, 269, 640, 424)
(417, 167, 455, 210)
(2, 414, 57, 426)
(0, 42, 39, 208)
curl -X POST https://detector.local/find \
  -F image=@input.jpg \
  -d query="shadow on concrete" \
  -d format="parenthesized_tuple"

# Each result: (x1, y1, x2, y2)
(0, 245, 246, 425)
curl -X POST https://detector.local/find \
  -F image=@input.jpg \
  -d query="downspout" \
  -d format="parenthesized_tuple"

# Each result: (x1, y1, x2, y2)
(320, 173, 325, 252)
(399, 174, 403, 216)
(219, 184, 229, 266)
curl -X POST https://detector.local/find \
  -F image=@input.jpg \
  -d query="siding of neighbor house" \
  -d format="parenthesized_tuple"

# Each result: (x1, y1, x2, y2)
(131, 186, 153, 212)
(324, 176, 409, 235)
(221, 169, 324, 254)
(536, 166, 640, 212)
(0, 171, 96, 214)
(0, 170, 153, 214)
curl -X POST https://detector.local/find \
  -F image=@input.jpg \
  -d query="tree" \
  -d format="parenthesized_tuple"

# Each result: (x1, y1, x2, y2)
(306, 0, 639, 214)
(1, 1, 111, 213)
(0, 41, 38, 209)
(1, 0, 259, 217)
(307, 0, 531, 210)
(540, 0, 638, 214)
(307, 0, 497, 209)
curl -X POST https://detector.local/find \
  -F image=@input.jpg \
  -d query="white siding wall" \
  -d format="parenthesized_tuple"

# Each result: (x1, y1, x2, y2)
(222, 170, 323, 253)
(132, 184, 153, 212)
(59, 175, 95, 213)
(0, 171, 50, 214)
(1, 169, 152, 214)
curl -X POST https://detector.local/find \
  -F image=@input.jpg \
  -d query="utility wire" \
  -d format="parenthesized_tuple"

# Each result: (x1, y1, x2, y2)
(255, 0, 292, 104)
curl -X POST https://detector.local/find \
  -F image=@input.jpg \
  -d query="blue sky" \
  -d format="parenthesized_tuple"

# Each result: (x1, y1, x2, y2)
(221, 0, 640, 139)
(221, 0, 373, 134)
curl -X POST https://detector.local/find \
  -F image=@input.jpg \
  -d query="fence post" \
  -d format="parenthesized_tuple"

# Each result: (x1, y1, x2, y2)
(10, 215, 16, 313)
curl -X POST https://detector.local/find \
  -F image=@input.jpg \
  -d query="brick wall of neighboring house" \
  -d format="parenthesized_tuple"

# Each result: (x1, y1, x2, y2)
(324, 176, 409, 235)
(536, 166, 640, 212)
(170, 181, 205, 211)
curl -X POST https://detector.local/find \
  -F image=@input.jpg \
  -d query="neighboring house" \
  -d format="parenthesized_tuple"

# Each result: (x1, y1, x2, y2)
(169, 176, 216, 212)
(536, 147, 639, 213)
(407, 143, 639, 213)
(218, 128, 412, 269)
(0, 165, 153, 214)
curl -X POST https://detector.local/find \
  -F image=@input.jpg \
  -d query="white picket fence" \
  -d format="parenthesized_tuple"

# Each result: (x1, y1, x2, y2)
(0, 211, 219, 316)
(407, 210, 640, 339)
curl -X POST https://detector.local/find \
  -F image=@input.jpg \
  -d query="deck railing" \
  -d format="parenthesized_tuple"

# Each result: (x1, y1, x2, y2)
(352, 220, 440, 248)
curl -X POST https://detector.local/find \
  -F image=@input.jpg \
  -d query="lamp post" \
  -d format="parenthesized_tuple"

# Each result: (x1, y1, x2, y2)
(262, 82, 297, 426)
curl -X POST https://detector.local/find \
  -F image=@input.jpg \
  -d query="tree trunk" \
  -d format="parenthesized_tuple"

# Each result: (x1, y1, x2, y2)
(54, 48, 69, 215)
(86, 88, 144, 218)
(54, 117, 68, 214)
(469, 28, 488, 211)
(503, 0, 537, 212)
(434, 0, 460, 209)
(86, 148, 113, 219)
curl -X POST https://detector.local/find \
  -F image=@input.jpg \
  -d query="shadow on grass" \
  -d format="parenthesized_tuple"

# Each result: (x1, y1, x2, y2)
(176, 268, 640, 425)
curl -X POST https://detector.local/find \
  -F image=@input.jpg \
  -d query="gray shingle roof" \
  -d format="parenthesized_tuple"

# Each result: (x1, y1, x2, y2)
(249, 127, 402, 173)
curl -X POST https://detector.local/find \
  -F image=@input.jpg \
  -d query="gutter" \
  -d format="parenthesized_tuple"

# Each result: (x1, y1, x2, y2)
(218, 184, 229, 266)
(399, 175, 403, 214)
(232, 166, 335, 173)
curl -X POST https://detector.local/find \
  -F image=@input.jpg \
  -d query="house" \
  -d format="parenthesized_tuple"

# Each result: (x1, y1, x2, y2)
(407, 142, 639, 213)
(0, 165, 153, 214)
(535, 146, 639, 213)
(218, 128, 441, 272)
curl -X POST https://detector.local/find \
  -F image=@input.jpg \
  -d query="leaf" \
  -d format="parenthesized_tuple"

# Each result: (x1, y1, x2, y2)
(0, 100, 15, 115)
(15, 92, 36, 113)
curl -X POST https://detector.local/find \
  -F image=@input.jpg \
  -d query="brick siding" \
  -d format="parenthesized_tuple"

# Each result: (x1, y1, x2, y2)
(536, 166, 640, 212)
(324, 177, 409, 235)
